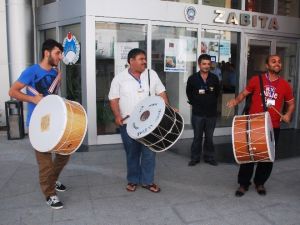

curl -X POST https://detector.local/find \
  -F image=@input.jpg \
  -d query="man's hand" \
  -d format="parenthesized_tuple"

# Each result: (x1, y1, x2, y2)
(281, 113, 291, 123)
(32, 94, 43, 104)
(114, 115, 123, 126)
(227, 99, 237, 108)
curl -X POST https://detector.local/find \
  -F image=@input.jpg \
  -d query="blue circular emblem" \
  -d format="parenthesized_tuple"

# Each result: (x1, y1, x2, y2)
(62, 32, 80, 65)
(185, 6, 196, 22)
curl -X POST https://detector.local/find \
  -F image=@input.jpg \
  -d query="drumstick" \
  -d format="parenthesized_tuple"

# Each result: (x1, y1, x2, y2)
(226, 107, 232, 119)
(267, 105, 283, 117)
(121, 115, 130, 122)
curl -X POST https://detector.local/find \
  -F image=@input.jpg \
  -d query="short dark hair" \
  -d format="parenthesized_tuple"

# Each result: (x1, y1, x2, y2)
(127, 48, 146, 64)
(198, 54, 211, 64)
(265, 54, 281, 64)
(41, 39, 63, 58)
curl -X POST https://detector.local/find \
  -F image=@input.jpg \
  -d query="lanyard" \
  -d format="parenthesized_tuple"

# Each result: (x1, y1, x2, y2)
(265, 72, 279, 88)
(128, 69, 142, 89)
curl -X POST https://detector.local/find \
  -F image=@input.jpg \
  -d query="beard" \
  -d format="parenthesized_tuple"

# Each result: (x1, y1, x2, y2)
(48, 55, 57, 67)
(269, 68, 281, 75)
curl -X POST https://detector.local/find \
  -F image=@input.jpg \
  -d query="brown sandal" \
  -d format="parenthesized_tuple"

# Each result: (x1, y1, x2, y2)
(126, 183, 137, 192)
(142, 183, 161, 193)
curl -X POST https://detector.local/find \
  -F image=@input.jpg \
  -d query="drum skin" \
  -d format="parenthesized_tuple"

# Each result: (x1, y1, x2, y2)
(126, 96, 184, 153)
(29, 95, 87, 155)
(232, 112, 275, 164)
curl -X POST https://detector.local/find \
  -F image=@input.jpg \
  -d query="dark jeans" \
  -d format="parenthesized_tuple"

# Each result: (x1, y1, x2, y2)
(238, 128, 280, 187)
(190, 115, 217, 161)
(119, 125, 156, 185)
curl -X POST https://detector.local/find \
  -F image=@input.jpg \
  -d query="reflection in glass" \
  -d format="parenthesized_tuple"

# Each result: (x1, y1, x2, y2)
(245, 0, 274, 14)
(202, 0, 241, 9)
(278, 0, 300, 17)
(152, 26, 197, 129)
(247, 39, 271, 80)
(60, 24, 82, 103)
(161, 0, 198, 3)
(95, 23, 147, 135)
(202, 29, 240, 126)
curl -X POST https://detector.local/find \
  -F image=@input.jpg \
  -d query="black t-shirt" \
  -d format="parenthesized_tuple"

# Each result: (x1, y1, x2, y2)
(186, 72, 220, 117)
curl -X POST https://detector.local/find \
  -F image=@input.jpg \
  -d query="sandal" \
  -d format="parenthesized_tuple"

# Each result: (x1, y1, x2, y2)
(235, 185, 249, 197)
(126, 183, 137, 192)
(255, 185, 266, 196)
(142, 183, 161, 193)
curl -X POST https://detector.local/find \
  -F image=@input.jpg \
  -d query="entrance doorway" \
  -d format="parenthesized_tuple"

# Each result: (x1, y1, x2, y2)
(245, 35, 298, 129)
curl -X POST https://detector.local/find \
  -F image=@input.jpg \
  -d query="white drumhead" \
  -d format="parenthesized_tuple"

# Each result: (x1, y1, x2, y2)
(29, 95, 67, 152)
(265, 112, 275, 162)
(127, 96, 165, 139)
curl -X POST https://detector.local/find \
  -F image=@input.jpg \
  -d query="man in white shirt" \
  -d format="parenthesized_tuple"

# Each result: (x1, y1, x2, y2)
(109, 48, 170, 193)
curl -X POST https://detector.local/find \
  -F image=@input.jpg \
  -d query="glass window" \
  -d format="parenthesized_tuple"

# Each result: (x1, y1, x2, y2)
(202, 0, 241, 9)
(37, 0, 56, 7)
(39, 28, 56, 60)
(247, 39, 271, 80)
(278, 0, 300, 17)
(161, 0, 198, 3)
(276, 42, 297, 93)
(60, 24, 82, 103)
(152, 26, 197, 129)
(202, 29, 240, 126)
(245, 0, 274, 14)
(95, 23, 147, 135)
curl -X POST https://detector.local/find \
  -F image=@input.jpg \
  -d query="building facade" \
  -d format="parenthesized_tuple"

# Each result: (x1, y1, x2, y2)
(1, 0, 300, 145)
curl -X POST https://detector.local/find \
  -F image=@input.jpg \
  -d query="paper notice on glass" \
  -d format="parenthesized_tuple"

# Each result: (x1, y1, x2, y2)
(114, 42, 139, 75)
(164, 38, 187, 73)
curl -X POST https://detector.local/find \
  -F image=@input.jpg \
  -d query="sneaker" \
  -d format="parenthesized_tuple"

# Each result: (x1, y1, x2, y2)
(204, 159, 218, 166)
(46, 195, 63, 209)
(188, 160, 200, 166)
(55, 181, 66, 192)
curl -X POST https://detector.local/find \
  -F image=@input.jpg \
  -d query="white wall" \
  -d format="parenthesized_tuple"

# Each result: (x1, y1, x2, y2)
(0, 1, 10, 126)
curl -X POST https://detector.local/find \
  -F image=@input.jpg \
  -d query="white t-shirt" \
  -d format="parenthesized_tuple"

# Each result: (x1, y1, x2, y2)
(108, 69, 166, 119)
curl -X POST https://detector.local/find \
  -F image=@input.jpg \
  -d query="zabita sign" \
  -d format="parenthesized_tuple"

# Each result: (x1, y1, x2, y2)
(213, 10, 279, 30)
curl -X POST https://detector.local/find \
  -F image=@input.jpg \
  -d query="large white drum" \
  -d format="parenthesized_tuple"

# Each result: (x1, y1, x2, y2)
(29, 95, 88, 155)
(126, 96, 184, 152)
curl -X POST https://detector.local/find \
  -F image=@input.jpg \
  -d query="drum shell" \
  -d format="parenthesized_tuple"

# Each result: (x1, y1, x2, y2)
(232, 112, 275, 164)
(126, 96, 184, 153)
(136, 104, 184, 152)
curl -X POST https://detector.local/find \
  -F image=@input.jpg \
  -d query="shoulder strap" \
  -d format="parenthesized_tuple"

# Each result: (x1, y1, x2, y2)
(259, 73, 267, 112)
(148, 69, 151, 96)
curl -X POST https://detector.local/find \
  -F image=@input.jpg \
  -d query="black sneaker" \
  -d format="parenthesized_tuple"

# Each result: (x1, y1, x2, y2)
(188, 160, 200, 166)
(55, 181, 66, 192)
(46, 195, 63, 209)
(204, 159, 218, 166)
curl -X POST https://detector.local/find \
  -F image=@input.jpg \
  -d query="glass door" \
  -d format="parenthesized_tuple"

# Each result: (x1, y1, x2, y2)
(245, 36, 299, 129)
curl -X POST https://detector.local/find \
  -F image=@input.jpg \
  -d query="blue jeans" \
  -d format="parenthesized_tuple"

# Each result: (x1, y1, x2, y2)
(190, 115, 217, 161)
(119, 125, 156, 185)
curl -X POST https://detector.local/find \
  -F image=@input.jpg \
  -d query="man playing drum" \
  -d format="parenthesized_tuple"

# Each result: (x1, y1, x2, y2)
(109, 48, 170, 193)
(9, 39, 68, 209)
(227, 54, 295, 197)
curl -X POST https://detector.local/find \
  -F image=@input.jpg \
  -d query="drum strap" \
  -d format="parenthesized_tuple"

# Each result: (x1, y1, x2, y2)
(259, 74, 267, 112)
(148, 69, 151, 96)
(27, 75, 61, 96)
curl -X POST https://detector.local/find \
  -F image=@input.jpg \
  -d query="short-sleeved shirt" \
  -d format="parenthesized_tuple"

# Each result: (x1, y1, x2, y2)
(108, 69, 166, 120)
(18, 64, 58, 126)
(246, 73, 294, 128)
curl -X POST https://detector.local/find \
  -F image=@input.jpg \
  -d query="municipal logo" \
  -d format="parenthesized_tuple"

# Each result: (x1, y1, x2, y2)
(62, 32, 80, 65)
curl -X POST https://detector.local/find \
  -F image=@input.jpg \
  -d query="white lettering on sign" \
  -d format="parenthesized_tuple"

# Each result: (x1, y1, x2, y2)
(213, 10, 279, 30)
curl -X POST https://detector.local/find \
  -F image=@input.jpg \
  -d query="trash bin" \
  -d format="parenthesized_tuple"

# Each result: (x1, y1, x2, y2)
(5, 100, 25, 140)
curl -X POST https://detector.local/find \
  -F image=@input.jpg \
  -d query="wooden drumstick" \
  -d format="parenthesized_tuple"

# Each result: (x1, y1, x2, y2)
(121, 115, 130, 122)
(267, 104, 283, 117)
